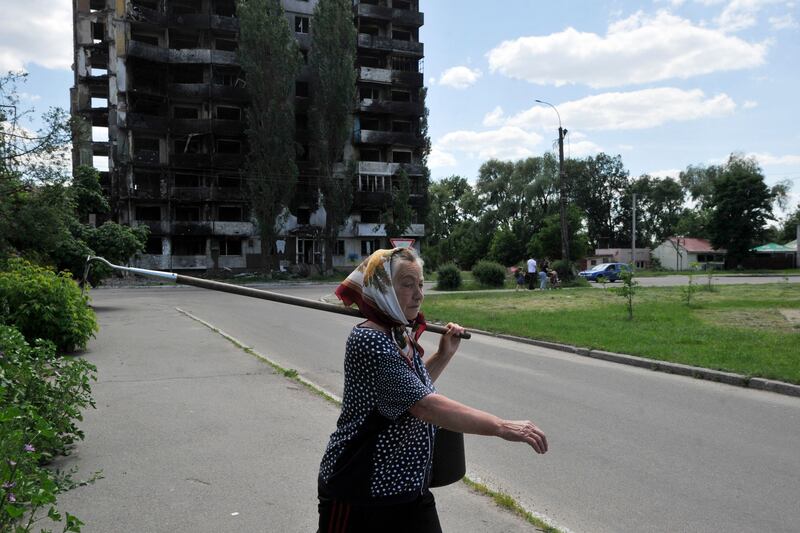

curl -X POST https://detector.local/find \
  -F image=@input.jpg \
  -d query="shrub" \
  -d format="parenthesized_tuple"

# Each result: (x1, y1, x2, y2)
(0, 258, 98, 353)
(561, 276, 590, 288)
(471, 260, 506, 287)
(551, 260, 574, 281)
(436, 263, 462, 290)
(0, 325, 97, 531)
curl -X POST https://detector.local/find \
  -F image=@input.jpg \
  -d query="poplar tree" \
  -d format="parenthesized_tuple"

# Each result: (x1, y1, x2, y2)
(238, 0, 301, 271)
(308, 0, 357, 272)
(384, 169, 414, 239)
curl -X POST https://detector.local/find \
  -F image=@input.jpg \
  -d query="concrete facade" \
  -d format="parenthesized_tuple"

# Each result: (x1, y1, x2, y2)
(651, 237, 726, 270)
(71, 0, 427, 272)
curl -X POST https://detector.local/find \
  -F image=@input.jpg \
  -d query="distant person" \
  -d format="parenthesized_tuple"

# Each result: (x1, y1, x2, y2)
(539, 269, 548, 290)
(318, 248, 548, 531)
(514, 269, 526, 291)
(526, 256, 537, 290)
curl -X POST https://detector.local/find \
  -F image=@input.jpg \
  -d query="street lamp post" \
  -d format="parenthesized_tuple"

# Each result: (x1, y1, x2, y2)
(535, 99, 569, 263)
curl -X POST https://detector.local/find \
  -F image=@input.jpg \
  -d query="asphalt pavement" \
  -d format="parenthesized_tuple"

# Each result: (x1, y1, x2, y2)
(53, 289, 544, 532)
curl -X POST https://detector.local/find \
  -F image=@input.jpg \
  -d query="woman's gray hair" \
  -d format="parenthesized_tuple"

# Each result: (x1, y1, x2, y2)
(390, 247, 424, 279)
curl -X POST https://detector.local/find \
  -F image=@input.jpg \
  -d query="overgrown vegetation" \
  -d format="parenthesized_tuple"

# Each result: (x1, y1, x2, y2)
(471, 260, 506, 287)
(436, 263, 462, 291)
(424, 283, 800, 384)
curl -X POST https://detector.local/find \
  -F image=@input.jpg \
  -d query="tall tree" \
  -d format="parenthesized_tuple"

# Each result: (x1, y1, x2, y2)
(238, 0, 302, 272)
(616, 175, 684, 246)
(708, 155, 774, 266)
(383, 169, 414, 239)
(308, 0, 357, 272)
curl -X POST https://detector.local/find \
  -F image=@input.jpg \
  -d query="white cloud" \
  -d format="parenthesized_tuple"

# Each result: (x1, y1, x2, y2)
(437, 66, 483, 90)
(743, 100, 759, 108)
(714, 0, 789, 32)
(565, 139, 604, 158)
(482, 106, 505, 127)
(769, 13, 799, 28)
(434, 127, 543, 161)
(748, 152, 800, 166)
(504, 88, 736, 131)
(428, 147, 458, 169)
(0, 0, 73, 72)
(648, 169, 682, 179)
(486, 11, 768, 88)
(618, 144, 635, 151)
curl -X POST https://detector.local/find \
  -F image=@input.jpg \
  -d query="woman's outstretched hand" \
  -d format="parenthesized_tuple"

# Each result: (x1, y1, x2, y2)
(498, 420, 548, 454)
(436, 322, 465, 359)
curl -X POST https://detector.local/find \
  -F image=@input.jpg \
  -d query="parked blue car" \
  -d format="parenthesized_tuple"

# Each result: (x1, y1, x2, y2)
(578, 262, 631, 282)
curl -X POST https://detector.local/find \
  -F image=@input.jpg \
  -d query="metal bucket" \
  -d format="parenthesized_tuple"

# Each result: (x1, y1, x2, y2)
(429, 428, 466, 487)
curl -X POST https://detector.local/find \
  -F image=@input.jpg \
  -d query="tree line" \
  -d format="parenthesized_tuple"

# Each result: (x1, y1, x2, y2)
(425, 151, 796, 270)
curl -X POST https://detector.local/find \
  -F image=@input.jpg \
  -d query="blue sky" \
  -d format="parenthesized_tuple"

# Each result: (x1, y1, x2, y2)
(2, 0, 798, 217)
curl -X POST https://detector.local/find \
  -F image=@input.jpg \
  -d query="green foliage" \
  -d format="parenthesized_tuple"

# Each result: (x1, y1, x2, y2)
(616, 270, 639, 320)
(384, 169, 414, 239)
(471, 260, 506, 287)
(681, 265, 699, 306)
(238, 0, 302, 271)
(551, 259, 573, 282)
(616, 175, 684, 246)
(779, 204, 800, 243)
(0, 325, 97, 532)
(0, 258, 98, 352)
(436, 263, 462, 291)
(527, 206, 589, 262)
(488, 227, 525, 266)
(71, 165, 109, 222)
(708, 154, 774, 266)
(308, 0, 357, 271)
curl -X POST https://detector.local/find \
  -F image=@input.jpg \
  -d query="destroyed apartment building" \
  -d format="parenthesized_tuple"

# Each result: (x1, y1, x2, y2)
(71, 0, 427, 271)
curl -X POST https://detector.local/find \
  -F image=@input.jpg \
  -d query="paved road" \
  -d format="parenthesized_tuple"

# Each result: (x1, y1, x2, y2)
(588, 274, 800, 287)
(109, 283, 800, 533)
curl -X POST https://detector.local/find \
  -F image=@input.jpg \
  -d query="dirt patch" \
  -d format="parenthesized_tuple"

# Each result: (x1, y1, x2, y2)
(698, 308, 800, 332)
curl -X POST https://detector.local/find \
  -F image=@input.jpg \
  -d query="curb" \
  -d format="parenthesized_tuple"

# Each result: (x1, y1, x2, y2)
(461, 327, 800, 398)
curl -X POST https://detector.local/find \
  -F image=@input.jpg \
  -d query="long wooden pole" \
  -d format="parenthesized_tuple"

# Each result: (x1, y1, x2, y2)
(83, 256, 471, 339)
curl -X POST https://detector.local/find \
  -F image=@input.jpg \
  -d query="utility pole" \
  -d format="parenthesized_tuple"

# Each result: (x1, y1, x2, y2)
(631, 193, 636, 270)
(536, 99, 569, 263)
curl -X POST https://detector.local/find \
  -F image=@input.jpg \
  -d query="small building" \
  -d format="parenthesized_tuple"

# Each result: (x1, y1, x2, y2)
(652, 238, 726, 270)
(747, 242, 797, 269)
(584, 248, 651, 269)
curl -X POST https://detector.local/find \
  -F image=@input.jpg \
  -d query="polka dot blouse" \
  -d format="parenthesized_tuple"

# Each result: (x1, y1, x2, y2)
(318, 326, 438, 504)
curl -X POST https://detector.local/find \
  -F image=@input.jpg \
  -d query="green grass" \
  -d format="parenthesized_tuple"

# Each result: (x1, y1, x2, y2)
(424, 283, 800, 384)
(462, 477, 562, 533)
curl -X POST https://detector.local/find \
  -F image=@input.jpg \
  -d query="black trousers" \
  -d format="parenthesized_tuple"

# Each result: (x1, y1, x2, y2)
(318, 490, 442, 533)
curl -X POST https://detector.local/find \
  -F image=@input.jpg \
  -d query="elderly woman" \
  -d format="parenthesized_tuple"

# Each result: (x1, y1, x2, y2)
(317, 248, 548, 532)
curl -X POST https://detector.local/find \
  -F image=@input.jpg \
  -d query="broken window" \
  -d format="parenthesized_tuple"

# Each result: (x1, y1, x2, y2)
(213, 0, 236, 16)
(295, 113, 308, 131)
(295, 16, 309, 33)
(173, 106, 199, 119)
(358, 54, 383, 69)
(360, 149, 382, 162)
(217, 174, 241, 188)
(360, 117, 381, 130)
(172, 0, 202, 15)
(130, 95, 162, 115)
(216, 106, 241, 120)
(360, 24, 380, 36)
(131, 29, 159, 46)
(169, 32, 199, 50)
(360, 86, 381, 100)
(174, 173, 201, 187)
(295, 81, 309, 98)
(144, 236, 162, 254)
(215, 139, 241, 154)
(335, 240, 345, 256)
(296, 208, 311, 225)
(215, 38, 237, 51)
(218, 206, 243, 221)
(134, 136, 160, 157)
(136, 205, 161, 220)
(359, 175, 388, 192)
(392, 120, 412, 133)
(219, 237, 242, 255)
(171, 65, 204, 84)
(91, 22, 106, 42)
(175, 206, 200, 221)
(90, 0, 106, 10)
(134, 172, 161, 191)
(172, 237, 206, 255)
(213, 68, 243, 86)
(174, 136, 201, 154)
(391, 90, 411, 102)
(392, 150, 412, 163)
(90, 97, 108, 109)
(392, 29, 412, 41)
(391, 56, 417, 72)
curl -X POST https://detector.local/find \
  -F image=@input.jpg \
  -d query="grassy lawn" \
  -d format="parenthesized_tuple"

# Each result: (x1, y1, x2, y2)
(423, 282, 800, 384)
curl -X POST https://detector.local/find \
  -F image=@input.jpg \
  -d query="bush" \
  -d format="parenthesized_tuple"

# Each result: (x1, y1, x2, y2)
(436, 263, 462, 290)
(561, 276, 590, 288)
(551, 259, 574, 281)
(0, 258, 98, 353)
(471, 260, 506, 287)
(0, 325, 97, 531)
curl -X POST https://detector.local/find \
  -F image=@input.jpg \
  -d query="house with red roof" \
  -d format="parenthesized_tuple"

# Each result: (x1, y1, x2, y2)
(652, 237, 726, 270)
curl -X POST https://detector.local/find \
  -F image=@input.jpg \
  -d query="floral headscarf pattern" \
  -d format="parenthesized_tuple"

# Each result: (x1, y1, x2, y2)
(335, 248, 427, 351)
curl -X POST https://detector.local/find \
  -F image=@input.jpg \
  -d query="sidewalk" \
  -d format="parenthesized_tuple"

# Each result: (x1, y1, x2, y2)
(54, 290, 543, 532)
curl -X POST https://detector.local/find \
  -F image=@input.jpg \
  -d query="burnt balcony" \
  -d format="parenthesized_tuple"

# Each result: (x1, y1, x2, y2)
(133, 150, 162, 166)
(80, 74, 109, 98)
(169, 49, 238, 65)
(357, 34, 423, 56)
(211, 85, 248, 101)
(354, 129, 424, 146)
(169, 186, 211, 201)
(80, 107, 109, 127)
(357, 161, 426, 176)
(172, 222, 213, 236)
(355, 4, 423, 27)
(128, 40, 169, 62)
(165, 12, 239, 32)
(136, 220, 170, 234)
(212, 119, 245, 136)
(357, 99, 423, 116)
(352, 190, 391, 209)
(170, 118, 212, 135)
(356, 66, 423, 87)
(126, 5, 166, 26)
(128, 113, 168, 131)
(168, 83, 208, 98)
(212, 186, 246, 201)
(170, 153, 212, 168)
